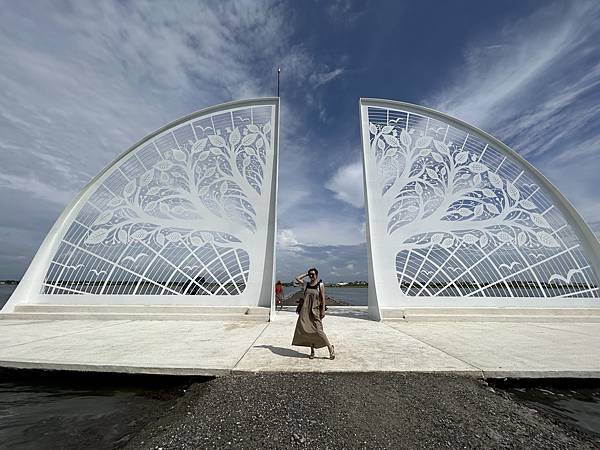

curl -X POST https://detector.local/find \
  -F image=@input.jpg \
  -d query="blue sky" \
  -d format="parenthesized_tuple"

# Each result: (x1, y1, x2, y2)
(1, 0, 599, 282)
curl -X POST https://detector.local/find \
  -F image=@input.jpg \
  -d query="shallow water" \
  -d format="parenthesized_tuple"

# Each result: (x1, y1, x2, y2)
(324, 287, 368, 306)
(496, 382, 600, 438)
(0, 285, 195, 449)
(0, 285, 369, 308)
(282, 285, 368, 306)
(0, 370, 193, 449)
(0, 284, 15, 309)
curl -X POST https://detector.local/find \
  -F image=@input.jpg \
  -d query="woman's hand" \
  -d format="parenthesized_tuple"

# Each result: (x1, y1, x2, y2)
(294, 272, 308, 286)
(320, 308, 325, 319)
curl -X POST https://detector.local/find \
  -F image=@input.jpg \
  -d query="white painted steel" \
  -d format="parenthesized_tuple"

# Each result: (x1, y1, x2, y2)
(3, 98, 279, 312)
(360, 99, 600, 319)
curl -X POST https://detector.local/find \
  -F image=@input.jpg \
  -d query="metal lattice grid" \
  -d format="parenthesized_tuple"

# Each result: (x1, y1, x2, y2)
(40, 100, 276, 298)
(361, 100, 600, 303)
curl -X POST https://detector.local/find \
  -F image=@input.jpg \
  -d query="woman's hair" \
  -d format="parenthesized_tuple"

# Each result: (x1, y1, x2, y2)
(276, 280, 281, 284)
(308, 267, 318, 277)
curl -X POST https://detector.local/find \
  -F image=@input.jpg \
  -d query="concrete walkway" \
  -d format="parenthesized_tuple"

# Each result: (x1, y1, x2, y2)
(0, 307, 599, 378)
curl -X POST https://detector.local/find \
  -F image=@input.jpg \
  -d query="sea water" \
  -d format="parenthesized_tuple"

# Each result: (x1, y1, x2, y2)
(0, 285, 14, 309)
(279, 286, 368, 306)
(497, 382, 600, 437)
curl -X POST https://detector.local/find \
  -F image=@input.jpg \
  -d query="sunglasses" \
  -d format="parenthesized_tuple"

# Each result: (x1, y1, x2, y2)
(308, 273, 316, 277)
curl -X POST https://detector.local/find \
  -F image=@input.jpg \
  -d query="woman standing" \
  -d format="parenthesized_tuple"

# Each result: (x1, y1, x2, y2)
(292, 268, 335, 360)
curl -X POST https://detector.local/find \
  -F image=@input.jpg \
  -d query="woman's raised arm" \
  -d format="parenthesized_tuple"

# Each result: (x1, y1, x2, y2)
(295, 272, 307, 286)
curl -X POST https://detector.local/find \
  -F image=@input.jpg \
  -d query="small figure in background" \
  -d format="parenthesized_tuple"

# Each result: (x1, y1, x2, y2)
(275, 280, 284, 310)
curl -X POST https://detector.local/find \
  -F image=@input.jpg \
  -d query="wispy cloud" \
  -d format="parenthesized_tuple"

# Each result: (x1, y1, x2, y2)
(324, 0, 366, 26)
(277, 242, 367, 281)
(0, 0, 337, 278)
(309, 68, 345, 88)
(4, 0, 599, 283)
(429, 3, 599, 131)
(427, 1, 600, 230)
(277, 229, 304, 253)
(290, 216, 365, 247)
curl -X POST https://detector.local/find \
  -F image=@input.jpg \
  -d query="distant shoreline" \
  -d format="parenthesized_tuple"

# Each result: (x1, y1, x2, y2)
(0, 281, 369, 288)
(281, 284, 368, 289)
(325, 285, 367, 288)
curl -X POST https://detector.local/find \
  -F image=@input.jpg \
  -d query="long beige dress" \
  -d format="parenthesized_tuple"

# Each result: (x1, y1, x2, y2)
(292, 282, 331, 349)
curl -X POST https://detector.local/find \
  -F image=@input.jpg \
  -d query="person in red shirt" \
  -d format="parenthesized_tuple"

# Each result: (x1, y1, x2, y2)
(275, 280, 284, 310)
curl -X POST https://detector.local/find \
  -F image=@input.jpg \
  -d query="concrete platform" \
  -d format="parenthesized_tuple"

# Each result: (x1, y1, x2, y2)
(0, 304, 270, 321)
(0, 307, 599, 378)
(381, 307, 600, 322)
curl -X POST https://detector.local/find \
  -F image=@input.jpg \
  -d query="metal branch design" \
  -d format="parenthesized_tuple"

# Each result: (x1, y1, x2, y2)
(41, 102, 277, 297)
(364, 104, 599, 299)
(84, 121, 272, 249)
(370, 122, 559, 253)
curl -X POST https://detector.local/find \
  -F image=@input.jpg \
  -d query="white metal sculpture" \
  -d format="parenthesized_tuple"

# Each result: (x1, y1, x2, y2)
(360, 99, 600, 319)
(3, 98, 279, 311)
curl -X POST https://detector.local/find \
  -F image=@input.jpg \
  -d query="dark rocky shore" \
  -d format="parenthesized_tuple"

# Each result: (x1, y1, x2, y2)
(280, 289, 350, 307)
(124, 373, 599, 449)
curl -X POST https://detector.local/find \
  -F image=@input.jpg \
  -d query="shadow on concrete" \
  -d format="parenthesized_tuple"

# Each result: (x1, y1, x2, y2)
(253, 345, 310, 358)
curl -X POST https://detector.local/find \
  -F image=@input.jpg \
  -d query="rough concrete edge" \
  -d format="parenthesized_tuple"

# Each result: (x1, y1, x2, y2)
(230, 368, 483, 377)
(384, 317, 600, 323)
(0, 314, 269, 322)
(482, 369, 600, 379)
(0, 360, 230, 377)
(3, 360, 599, 380)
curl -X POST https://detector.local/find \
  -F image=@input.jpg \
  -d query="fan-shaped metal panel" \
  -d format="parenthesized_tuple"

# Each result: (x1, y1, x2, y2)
(360, 99, 600, 314)
(4, 98, 279, 309)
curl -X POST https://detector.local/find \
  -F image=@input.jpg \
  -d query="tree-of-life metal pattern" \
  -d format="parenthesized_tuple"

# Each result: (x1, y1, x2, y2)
(42, 100, 277, 297)
(361, 100, 600, 300)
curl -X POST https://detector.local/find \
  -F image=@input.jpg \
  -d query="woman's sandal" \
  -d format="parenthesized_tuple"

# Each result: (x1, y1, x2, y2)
(329, 345, 336, 360)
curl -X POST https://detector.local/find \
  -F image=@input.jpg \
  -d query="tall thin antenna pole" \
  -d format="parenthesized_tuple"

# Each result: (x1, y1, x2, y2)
(277, 67, 281, 97)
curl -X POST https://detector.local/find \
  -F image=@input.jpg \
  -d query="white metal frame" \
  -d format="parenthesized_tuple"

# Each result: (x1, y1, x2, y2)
(360, 99, 600, 320)
(3, 98, 279, 312)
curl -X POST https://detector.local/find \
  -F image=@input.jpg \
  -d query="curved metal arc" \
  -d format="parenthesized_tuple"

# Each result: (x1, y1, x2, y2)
(360, 98, 600, 284)
(3, 98, 278, 312)
(358, 99, 383, 320)
(73, 97, 279, 215)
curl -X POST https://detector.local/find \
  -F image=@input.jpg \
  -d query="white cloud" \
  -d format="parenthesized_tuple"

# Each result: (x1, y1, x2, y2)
(430, 4, 591, 128)
(0, 173, 73, 205)
(276, 240, 367, 282)
(287, 217, 365, 246)
(309, 68, 345, 88)
(277, 229, 303, 253)
(0, 1, 338, 278)
(426, 1, 600, 230)
(325, 161, 364, 208)
(325, 0, 365, 26)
